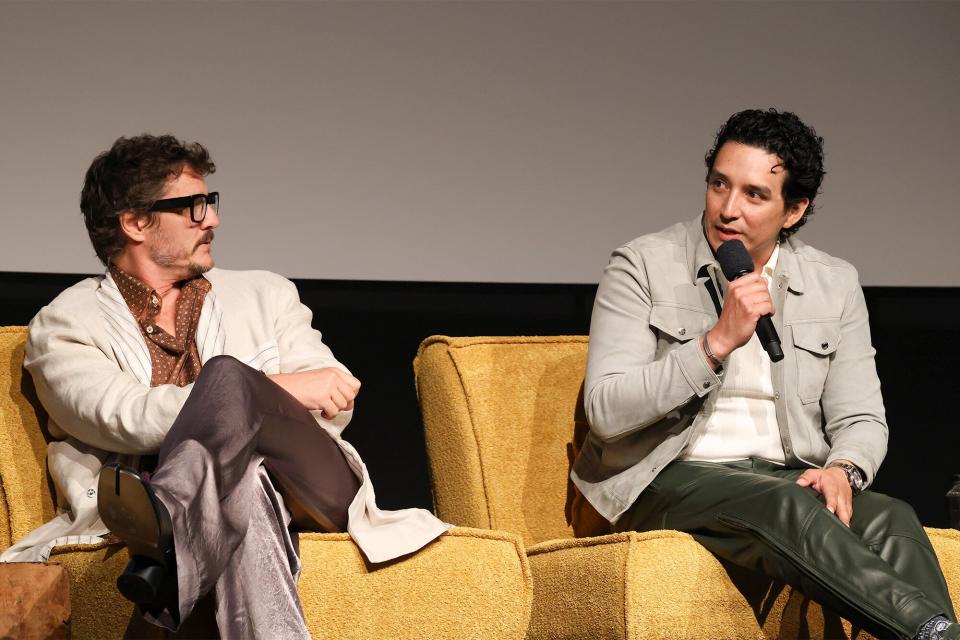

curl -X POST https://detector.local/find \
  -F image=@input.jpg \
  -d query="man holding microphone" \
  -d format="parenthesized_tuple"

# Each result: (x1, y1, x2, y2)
(573, 109, 957, 640)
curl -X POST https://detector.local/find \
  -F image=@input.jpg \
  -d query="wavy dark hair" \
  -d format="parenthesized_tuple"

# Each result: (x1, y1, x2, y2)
(80, 134, 216, 265)
(704, 109, 825, 239)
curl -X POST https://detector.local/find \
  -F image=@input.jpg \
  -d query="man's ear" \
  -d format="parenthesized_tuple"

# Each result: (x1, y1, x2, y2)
(118, 211, 150, 243)
(783, 198, 809, 230)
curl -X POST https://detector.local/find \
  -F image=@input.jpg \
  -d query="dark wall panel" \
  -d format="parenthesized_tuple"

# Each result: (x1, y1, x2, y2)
(1, 272, 956, 527)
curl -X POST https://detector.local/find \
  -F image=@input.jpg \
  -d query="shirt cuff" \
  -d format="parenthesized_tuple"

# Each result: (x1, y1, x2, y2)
(676, 336, 722, 398)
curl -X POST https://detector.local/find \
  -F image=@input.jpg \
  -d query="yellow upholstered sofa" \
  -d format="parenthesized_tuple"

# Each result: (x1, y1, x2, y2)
(0, 326, 532, 639)
(414, 335, 960, 640)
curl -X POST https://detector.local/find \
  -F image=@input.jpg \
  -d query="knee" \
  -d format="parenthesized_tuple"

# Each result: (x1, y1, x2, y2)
(196, 355, 256, 389)
(859, 493, 924, 536)
(881, 496, 921, 525)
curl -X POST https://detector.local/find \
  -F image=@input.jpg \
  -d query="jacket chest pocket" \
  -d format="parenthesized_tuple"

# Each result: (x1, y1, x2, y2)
(790, 321, 840, 404)
(649, 305, 713, 356)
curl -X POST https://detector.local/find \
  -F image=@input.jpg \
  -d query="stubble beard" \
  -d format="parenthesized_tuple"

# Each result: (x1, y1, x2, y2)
(150, 228, 214, 278)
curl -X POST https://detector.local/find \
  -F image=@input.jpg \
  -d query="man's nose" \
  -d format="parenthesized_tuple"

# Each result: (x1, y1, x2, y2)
(719, 194, 740, 220)
(202, 206, 220, 229)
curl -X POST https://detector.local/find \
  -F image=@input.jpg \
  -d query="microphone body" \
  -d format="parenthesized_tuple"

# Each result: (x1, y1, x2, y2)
(716, 240, 784, 363)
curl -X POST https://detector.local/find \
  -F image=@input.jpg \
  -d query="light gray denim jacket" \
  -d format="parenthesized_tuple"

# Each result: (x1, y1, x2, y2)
(571, 217, 888, 523)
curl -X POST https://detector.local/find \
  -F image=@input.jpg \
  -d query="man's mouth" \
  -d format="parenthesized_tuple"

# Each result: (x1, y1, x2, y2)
(716, 225, 741, 237)
(197, 232, 215, 247)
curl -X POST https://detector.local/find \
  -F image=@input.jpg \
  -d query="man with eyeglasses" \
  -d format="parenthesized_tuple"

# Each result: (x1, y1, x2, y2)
(0, 134, 449, 636)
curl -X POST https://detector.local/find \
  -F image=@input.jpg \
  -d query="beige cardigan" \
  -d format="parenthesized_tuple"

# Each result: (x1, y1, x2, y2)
(1, 268, 449, 563)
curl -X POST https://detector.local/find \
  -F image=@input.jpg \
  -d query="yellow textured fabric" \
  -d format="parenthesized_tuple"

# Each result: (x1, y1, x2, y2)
(931, 528, 960, 605)
(415, 335, 960, 640)
(298, 527, 532, 640)
(414, 336, 588, 545)
(528, 531, 766, 640)
(48, 542, 135, 638)
(0, 326, 53, 547)
(47, 527, 533, 640)
(413, 338, 491, 530)
(527, 532, 927, 640)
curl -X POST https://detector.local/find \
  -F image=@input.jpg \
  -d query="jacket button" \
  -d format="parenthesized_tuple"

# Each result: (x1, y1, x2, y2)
(679, 328, 686, 336)
(86, 488, 96, 498)
(702, 381, 710, 389)
(821, 342, 828, 349)
(775, 392, 781, 400)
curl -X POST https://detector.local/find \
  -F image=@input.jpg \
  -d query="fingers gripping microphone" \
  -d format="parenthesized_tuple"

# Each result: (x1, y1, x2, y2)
(716, 239, 784, 363)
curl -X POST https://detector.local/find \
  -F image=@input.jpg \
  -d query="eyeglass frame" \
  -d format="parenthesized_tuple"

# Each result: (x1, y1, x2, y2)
(148, 192, 220, 224)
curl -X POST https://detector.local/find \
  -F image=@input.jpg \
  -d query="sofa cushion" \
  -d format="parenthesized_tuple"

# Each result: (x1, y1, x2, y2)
(298, 527, 532, 639)
(49, 527, 533, 639)
(527, 528, 960, 640)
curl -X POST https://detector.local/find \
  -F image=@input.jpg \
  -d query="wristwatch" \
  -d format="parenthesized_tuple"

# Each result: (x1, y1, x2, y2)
(826, 461, 865, 495)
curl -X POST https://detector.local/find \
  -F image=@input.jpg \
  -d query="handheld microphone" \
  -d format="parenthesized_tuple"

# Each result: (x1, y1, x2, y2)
(716, 239, 784, 363)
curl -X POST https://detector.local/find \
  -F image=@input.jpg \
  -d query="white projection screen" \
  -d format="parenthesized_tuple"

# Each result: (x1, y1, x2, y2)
(1, 1, 957, 286)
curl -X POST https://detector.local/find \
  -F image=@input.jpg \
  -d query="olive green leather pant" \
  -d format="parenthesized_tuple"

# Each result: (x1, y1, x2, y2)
(614, 460, 955, 639)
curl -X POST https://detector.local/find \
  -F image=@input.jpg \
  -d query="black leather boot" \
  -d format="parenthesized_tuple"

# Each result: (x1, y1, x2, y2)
(97, 463, 178, 613)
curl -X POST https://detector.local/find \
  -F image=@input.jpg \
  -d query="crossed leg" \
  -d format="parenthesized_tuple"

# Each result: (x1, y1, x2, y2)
(144, 356, 361, 635)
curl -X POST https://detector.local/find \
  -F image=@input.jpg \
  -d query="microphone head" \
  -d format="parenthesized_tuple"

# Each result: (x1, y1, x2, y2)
(717, 239, 755, 280)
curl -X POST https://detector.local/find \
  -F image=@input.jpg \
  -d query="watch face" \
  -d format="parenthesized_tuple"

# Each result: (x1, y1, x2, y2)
(847, 468, 864, 492)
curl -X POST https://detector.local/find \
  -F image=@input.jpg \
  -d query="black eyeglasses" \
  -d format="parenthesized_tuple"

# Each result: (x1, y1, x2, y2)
(148, 192, 220, 223)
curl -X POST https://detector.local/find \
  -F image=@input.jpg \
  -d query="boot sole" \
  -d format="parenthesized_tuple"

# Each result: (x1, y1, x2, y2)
(97, 463, 171, 565)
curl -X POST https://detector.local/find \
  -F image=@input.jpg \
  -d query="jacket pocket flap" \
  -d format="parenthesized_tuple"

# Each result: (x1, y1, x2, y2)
(649, 305, 712, 341)
(791, 322, 840, 355)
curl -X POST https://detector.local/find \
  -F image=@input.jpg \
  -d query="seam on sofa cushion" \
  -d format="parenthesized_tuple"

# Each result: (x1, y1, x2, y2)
(526, 529, 694, 556)
(447, 335, 589, 349)
(446, 345, 496, 530)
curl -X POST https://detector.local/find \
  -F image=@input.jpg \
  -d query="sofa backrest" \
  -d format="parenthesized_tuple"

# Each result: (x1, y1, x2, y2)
(0, 326, 54, 551)
(414, 335, 587, 546)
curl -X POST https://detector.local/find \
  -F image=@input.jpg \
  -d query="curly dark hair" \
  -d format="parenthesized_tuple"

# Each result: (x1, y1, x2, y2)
(80, 134, 216, 265)
(704, 109, 825, 239)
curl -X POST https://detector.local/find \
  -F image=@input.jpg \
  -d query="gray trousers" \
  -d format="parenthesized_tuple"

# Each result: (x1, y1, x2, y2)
(614, 459, 956, 640)
(141, 356, 361, 638)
